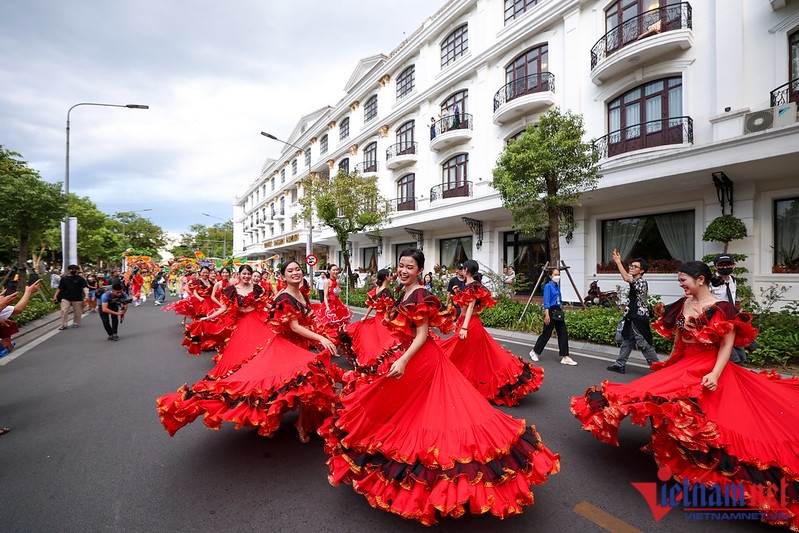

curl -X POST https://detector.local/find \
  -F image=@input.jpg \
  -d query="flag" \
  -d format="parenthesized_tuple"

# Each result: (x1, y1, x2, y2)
(194, 251, 205, 260)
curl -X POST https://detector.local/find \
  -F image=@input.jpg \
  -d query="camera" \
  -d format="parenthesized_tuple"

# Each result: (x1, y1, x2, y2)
(121, 298, 134, 304)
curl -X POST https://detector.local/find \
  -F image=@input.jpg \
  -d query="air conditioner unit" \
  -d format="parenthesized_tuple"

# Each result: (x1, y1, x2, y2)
(743, 102, 797, 134)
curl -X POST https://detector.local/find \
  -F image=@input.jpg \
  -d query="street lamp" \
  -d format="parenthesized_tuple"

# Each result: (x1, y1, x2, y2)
(260, 132, 313, 278)
(201, 213, 228, 258)
(64, 102, 149, 268)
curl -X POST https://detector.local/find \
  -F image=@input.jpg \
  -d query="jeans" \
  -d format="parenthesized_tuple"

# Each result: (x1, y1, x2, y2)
(614, 321, 658, 366)
(153, 283, 165, 303)
(100, 311, 119, 336)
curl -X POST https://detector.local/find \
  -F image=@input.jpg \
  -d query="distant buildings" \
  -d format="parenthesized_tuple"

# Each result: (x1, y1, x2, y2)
(234, 0, 799, 305)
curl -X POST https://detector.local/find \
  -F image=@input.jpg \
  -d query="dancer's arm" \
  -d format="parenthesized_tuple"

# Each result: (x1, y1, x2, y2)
(386, 319, 428, 379)
(287, 318, 338, 356)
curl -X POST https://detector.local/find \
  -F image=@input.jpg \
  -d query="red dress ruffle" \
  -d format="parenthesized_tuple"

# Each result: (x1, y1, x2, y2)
(312, 279, 352, 340)
(320, 287, 560, 525)
(157, 289, 336, 439)
(439, 282, 543, 406)
(340, 287, 402, 375)
(571, 299, 799, 531)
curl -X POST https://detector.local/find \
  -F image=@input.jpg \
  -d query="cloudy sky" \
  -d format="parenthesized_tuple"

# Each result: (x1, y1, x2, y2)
(0, 0, 446, 238)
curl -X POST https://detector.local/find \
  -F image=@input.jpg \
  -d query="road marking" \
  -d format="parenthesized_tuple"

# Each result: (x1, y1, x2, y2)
(574, 501, 644, 533)
(0, 327, 61, 366)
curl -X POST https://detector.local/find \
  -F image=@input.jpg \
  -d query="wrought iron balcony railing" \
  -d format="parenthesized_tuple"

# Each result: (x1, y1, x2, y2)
(388, 197, 417, 212)
(591, 2, 692, 69)
(430, 113, 473, 139)
(354, 161, 379, 174)
(386, 142, 418, 160)
(593, 116, 693, 159)
(430, 180, 473, 202)
(770, 78, 799, 107)
(493, 72, 555, 112)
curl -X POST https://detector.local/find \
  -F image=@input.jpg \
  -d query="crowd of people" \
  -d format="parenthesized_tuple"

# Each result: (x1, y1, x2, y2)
(150, 251, 799, 529)
(3, 251, 797, 529)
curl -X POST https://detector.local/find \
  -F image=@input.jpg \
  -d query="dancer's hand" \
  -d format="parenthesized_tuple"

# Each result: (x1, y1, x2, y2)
(701, 372, 719, 391)
(387, 357, 407, 379)
(458, 327, 468, 340)
(319, 337, 338, 357)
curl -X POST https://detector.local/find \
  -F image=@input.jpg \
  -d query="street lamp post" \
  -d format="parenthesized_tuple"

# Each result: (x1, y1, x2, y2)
(260, 132, 313, 278)
(201, 213, 228, 258)
(64, 102, 148, 268)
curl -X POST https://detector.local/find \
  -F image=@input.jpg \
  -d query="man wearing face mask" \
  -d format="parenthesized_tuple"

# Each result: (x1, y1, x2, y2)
(607, 250, 659, 374)
(710, 254, 747, 364)
(53, 264, 88, 330)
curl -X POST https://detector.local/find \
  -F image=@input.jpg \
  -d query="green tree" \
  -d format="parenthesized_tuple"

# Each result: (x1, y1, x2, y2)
(298, 169, 391, 285)
(492, 108, 601, 265)
(169, 222, 230, 260)
(0, 146, 64, 286)
(702, 215, 748, 254)
(114, 211, 167, 257)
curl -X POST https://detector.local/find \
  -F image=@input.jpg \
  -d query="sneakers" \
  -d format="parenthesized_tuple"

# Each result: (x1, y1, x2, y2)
(70, 324, 80, 328)
(154, 301, 161, 306)
(607, 364, 625, 374)
(111, 334, 119, 341)
(107, 335, 113, 341)
(528, 349, 539, 362)
(57, 325, 68, 331)
(560, 356, 578, 366)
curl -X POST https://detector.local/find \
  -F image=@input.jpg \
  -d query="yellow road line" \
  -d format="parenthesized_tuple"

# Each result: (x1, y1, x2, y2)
(574, 501, 644, 533)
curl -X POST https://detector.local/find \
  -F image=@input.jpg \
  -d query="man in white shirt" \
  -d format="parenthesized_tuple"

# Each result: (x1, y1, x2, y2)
(709, 254, 736, 305)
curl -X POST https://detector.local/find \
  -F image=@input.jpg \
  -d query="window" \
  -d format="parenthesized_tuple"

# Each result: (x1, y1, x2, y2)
(505, 44, 549, 100)
(364, 95, 378, 123)
(279, 196, 285, 215)
(790, 29, 799, 105)
(271, 177, 275, 191)
(440, 236, 472, 268)
(441, 154, 469, 198)
(304, 148, 311, 168)
(607, 77, 684, 156)
(395, 242, 416, 262)
(396, 65, 415, 99)
(440, 90, 468, 130)
(291, 189, 298, 203)
(338, 158, 349, 174)
(775, 198, 799, 270)
(340, 117, 350, 141)
(362, 246, 378, 272)
(280, 168, 286, 183)
(605, 0, 683, 52)
(504, 0, 539, 24)
(441, 24, 468, 68)
(396, 121, 415, 155)
(363, 142, 377, 172)
(320, 134, 328, 154)
(397, 174, 415, 211)
(291, 160, 297, 175)
(600, 210, 694, 271)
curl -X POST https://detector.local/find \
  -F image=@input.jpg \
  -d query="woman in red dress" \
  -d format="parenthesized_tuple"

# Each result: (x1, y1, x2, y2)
(320, 248, 560, 526)
(438, 260, 543, 406)
(571, 261, 799, 530)
(339, 268, 402, 375)
(312, 264, 352, 340)
(157, 261, 338, 443)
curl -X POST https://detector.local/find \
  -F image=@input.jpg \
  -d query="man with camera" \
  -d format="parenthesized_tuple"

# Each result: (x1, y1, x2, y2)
(99, 282, 131, 341)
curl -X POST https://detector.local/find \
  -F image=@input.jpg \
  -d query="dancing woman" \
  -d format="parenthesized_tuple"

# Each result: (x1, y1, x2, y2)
(571, 261, 799, 530)
(311, 264, 352, 339)
(210, 267, 231, 307)
(438, 260, 543, 406)
(339, 268, 401, 375)
(320, 249, 560, 525)
(156, 261, 337, 443)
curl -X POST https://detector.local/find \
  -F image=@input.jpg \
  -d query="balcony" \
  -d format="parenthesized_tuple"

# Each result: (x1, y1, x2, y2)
(273, 207, 286, 219)
(590, 3, 692, 85)
(353, 161, 379, 175)
(430, 113, 473, 152)
(771, 78, 799, 107)
(388, 197, 417, 212)
(430, 181, 473, 202)
(386, 142, 418, 170)
(492, 72, 555, 125)
(255, 218, 267, 228)
(593, 116, 693, 159)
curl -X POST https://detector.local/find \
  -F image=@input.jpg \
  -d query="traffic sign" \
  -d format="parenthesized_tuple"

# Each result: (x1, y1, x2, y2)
(306, 254, 318, 266)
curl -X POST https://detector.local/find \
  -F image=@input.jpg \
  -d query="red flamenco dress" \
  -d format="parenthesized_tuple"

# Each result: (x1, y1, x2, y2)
(163, 279, 212, 320)
(156, 291, 336, 439)
(438, 282, 543, 407)
(181, 280, 230, 355)
(571, 299, 799, 531)
(339, 287, 402, 375)
(320, 288, 560, 526)
(312, 278, 353, 340)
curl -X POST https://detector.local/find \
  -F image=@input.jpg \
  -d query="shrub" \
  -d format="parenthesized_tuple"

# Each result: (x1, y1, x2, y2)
(747, 301, 799, 367)
(14, 298, 58, 327)
(480, 298, 529, 330)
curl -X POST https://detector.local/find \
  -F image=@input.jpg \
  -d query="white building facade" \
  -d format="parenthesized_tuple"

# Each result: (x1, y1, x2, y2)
(233, 0, 799, 305)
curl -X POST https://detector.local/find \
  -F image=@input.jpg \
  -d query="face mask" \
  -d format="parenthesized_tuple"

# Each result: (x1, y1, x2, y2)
(552, 275, 561, 284)
(717, 267, 733, 276)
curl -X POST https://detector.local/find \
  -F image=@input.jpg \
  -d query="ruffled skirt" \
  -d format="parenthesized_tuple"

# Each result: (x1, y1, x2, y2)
(571, 342, 799, 530)
(438, 316, 543, 406)
(157, 335, 336, 438)
(339, 316, 402, 375)
(320, 338, 560, 525)
(204, 310, 274, 380)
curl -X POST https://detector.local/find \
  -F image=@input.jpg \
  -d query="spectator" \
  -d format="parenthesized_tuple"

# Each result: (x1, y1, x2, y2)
(152, 267, 167, 305)
(53, 264, 87, 330)
(49, 269, 62, 291)
(710, 253, 747, 364)
(529, 268, 576, 366)
(429, 117, 437, 139)
(503, 266, 516, 286)
(444, 264, 467, 316)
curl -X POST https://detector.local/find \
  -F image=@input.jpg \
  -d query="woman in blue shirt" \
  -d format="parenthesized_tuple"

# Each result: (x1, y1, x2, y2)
(529, 268, 577, 365)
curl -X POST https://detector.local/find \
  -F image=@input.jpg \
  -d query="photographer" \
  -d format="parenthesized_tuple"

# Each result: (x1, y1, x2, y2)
(99, 282, 130, 341)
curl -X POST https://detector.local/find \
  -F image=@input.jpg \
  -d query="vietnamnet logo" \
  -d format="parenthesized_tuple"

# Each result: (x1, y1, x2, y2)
(631, 466, 791, 523)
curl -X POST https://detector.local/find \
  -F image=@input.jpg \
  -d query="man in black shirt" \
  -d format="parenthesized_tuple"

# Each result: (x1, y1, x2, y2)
(53, 264, 88, 330)
(445, 263, 467, 316)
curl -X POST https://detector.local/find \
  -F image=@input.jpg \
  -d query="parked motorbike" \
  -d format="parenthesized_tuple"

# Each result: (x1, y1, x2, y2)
(584, 280, 618, 308)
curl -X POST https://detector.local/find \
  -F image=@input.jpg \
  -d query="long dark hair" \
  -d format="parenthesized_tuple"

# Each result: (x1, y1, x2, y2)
(238, 264, 253, 274)
(376, 268, 390, 285)
(678, 261, 714, 285)
(462, 259, 479, 277)
(399, 248, 424, 270)
(279, 260, 301, 275)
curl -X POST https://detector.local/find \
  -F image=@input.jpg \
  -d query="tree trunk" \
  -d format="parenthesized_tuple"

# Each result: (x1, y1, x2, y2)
(17, 234, 29, 288)
(546, 176, 560, 265)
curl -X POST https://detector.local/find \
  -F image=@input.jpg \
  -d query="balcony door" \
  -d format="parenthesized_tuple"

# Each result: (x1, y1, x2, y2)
(442, 154, 469, 198)
(791, 29, 799, 105)
(505, 44, 548, 100)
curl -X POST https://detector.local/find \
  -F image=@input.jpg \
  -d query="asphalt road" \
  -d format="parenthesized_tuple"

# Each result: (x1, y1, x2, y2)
(0, 300, 776, 532)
